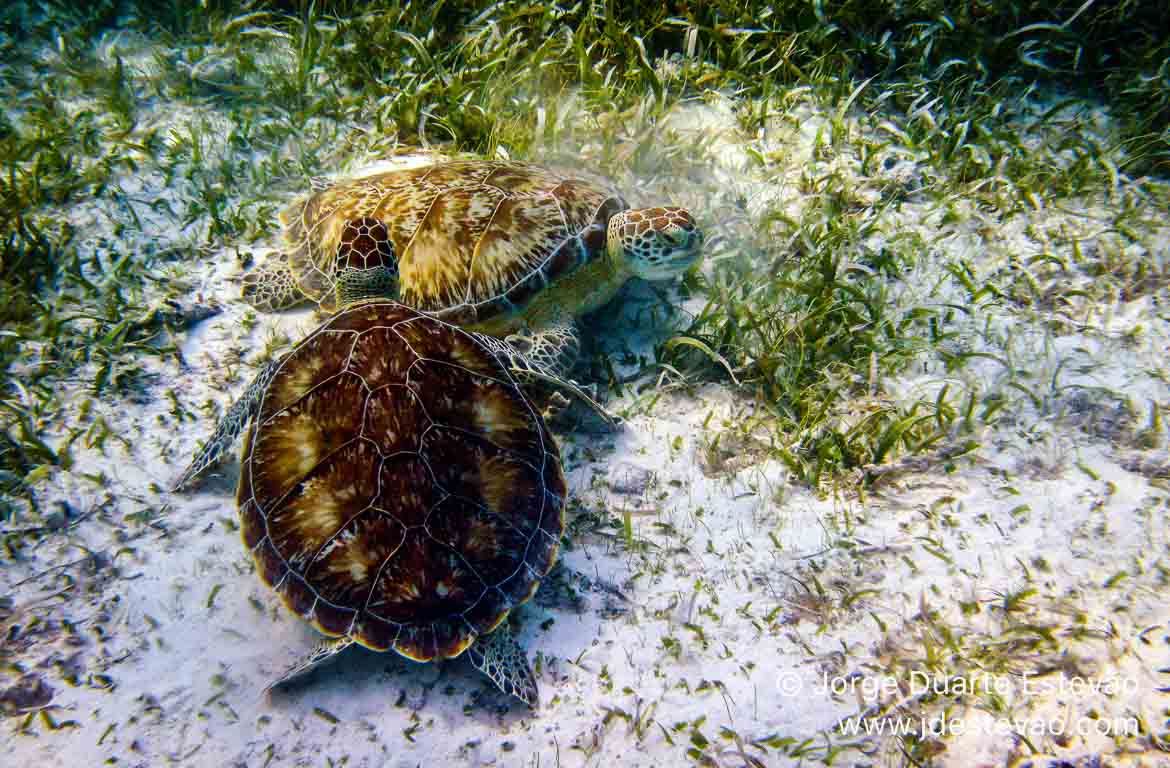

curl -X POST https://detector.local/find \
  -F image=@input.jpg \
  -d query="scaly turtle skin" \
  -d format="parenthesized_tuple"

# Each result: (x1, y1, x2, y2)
(240, 160, 703, 381)
(176, 301, 565, 707)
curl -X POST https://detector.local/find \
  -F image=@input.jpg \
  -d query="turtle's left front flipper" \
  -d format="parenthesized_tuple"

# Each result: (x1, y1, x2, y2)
(172, 360, 280, 491)
(474, 322, 622, 430)
(505, 317, 582, 379)
(467, 623, 539, 708)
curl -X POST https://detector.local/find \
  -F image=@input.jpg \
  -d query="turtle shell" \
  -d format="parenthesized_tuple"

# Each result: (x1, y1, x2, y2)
(236, 301, 566, 662)
(280, 160, 628, 324)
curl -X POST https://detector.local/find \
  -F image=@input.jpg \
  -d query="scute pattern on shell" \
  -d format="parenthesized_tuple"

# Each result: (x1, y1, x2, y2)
(236, 302, 566, 662)
(279, 161, 627, 319)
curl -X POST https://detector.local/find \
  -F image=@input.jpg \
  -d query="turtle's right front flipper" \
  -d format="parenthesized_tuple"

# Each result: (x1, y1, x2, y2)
(172, 360, 280, 491)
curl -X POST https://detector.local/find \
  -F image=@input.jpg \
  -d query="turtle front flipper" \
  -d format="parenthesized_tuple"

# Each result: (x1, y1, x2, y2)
(172, 360, 280, 491)
(467, 623, 539, 708)
(505, 318, 582, 380)
(265, 635, 356, 696)
(473, 330, 621, 429)
(241, 257, 306, 312)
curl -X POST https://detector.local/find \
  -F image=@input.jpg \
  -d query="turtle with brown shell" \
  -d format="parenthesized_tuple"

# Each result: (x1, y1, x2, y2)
(175, 301, 567, 707)
(240, 160, 703, 393)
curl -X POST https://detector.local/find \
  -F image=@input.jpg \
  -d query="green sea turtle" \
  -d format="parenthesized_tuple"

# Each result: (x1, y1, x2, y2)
(175, 301, 565, 707)
(240, 160, 704, 381)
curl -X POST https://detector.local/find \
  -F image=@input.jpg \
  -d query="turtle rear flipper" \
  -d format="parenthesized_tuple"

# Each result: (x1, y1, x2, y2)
(467, 624, 539, 708)
(173, 360, 280, 491)
(265, 635, 356, 697)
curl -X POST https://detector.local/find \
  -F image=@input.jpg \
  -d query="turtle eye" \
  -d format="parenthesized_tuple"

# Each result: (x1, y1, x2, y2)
(661, 227, 689, 247)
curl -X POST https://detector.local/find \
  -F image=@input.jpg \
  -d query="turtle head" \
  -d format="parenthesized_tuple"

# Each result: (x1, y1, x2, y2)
(608, 207, 703, 281)
(332, 217, 401, 308)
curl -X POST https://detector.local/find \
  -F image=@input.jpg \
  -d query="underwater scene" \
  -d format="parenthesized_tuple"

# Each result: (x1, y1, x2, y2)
(1, 1, 1169, 766)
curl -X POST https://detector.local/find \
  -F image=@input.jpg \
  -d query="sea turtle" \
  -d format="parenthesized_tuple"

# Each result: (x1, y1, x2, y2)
(240, 160, 703, 382)
(175, 301, 565, 707)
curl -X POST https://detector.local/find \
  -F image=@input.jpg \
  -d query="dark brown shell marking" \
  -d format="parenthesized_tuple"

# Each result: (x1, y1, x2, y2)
(237, 302, 566, 662)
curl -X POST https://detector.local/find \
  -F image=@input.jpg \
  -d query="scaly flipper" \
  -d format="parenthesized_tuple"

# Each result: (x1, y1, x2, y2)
(264, 635, 356, 696)
(241, 257, 306, 312)
(473, 329, 620, 429)
(505, 317, 581, 380)
(172, 360, 281, 491)
(466, 623, 539, 708)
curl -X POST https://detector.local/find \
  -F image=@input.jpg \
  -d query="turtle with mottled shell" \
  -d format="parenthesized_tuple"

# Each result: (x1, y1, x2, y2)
(241, 160, 703, 383)
(175, 301, 565, 707)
